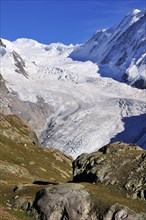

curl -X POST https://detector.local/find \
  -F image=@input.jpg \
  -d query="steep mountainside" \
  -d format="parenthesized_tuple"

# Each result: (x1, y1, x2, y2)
(70, 9, 146, 89)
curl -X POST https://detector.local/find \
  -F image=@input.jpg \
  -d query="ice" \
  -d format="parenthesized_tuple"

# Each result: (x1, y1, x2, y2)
(1, 23, 146, 158)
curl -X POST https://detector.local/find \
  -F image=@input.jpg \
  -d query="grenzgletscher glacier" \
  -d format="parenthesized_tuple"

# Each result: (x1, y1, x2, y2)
(1, 9, 146, 157)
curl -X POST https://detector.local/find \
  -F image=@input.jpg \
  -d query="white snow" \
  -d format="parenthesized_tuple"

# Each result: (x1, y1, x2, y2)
(70, 9, 146, 87)
(1, 26, 146, 158)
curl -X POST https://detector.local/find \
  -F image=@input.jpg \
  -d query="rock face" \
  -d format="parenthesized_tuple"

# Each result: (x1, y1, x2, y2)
(73, 142, 146, 200)
(0, 39, 6, 47)
(33, 183, 91, 220)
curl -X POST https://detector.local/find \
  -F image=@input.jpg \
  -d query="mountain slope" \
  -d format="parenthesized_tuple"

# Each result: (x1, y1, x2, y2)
(0, 113, 72, 184)
(0, 113, 73, 220)
(0, 113, 145, 220)
(70, 9, 146, 89)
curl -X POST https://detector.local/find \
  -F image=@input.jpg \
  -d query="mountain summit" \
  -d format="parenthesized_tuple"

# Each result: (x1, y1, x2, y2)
(70, 9, 146, 89)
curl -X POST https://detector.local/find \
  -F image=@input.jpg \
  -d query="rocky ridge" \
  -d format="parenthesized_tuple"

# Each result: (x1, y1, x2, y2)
(70, 9, 146, 89)
(73, 142, 146, 200)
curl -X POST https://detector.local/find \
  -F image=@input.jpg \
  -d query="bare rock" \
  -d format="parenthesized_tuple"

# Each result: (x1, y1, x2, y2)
(73, 142, 146, 200)
(33, 183, 91, 220)
(13, 196, 32, 211)
(103, 203, 146, 220)
(33, 183, 146, 220)
(0, 39, 6, 47)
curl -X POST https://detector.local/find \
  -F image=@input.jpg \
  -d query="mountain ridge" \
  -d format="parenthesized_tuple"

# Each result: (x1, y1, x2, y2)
(70, 8, 146, 89)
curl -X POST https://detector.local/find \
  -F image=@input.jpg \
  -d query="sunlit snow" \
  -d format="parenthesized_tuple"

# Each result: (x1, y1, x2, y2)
(1, 36, 146, 158)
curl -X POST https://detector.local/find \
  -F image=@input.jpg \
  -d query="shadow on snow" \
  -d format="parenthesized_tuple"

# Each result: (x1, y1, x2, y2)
(111, 114, 146, 149)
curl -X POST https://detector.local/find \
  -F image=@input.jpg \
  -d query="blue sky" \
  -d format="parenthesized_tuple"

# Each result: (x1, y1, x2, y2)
(1, 0, 145, 45)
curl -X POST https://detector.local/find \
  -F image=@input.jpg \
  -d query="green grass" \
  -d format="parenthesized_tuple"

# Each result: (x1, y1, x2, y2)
(0, 113, 73, 219)
(7, 209, 36, 220)
(0, 130, 72, 184)
(81, 183, 146, 214)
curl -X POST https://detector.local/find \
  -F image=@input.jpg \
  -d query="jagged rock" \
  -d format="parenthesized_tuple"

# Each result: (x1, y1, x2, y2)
(12, 51, 28, 78)
(0, 39, 6, 47)
(73, 142, 146, 200)
(33, 183, 91, 220)
(103, 203, 146, 220)
(132, 78, 146, 89)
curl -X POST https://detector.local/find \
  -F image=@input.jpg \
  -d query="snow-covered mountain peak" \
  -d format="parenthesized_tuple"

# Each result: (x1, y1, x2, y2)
(1, 38, 20, 54)
(132, 9, 141, 14)
(95, 28, 108, 34)
(70, 8, 146, 89)
(13, 38, 44, 47)
(130, 9, 141, 14)
(117, 8, 144, 31)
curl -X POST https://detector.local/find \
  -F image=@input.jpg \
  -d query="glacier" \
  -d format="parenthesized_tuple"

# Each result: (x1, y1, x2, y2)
(0, 9, 146, 158)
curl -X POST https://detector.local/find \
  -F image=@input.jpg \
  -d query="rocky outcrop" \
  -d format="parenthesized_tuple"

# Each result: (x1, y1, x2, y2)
(33, 183, 146, 220)
(103, 203, 146, 220)
(73, 142, 146, 200)
(33, 183, 91, 220)
(0, 39, 6, 47)
(32, 141, 146, 219)
(12, 51, 28, 78)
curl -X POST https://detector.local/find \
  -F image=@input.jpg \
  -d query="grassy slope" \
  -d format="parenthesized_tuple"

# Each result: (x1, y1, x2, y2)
(0, 113, 72, 219)
(82, 183, 146, 214)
